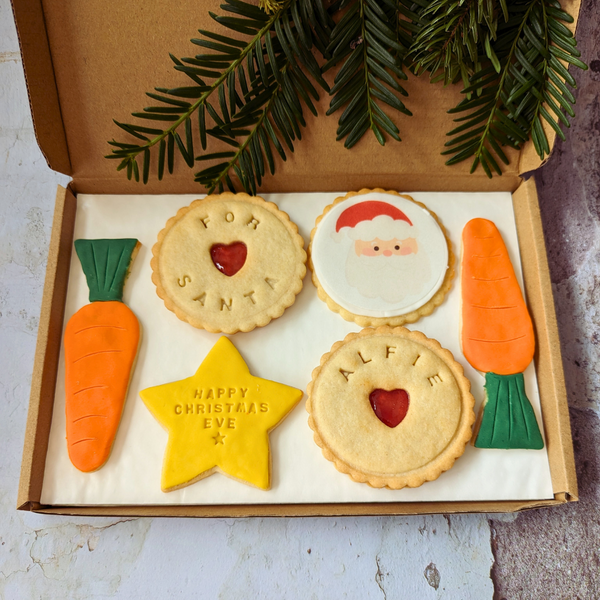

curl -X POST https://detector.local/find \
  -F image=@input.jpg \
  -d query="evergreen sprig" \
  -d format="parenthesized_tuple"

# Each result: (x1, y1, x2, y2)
(324, 0, 411, 147)
(409, 0, 508, 86)
(105, 0, 331, 193)
(442, 0, 587, 177)
(195, 55, 321, 193)
(107, 0, 586, 186)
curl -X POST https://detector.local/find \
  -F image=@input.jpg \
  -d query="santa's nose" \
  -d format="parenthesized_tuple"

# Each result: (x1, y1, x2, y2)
(383, 250, 392, 257)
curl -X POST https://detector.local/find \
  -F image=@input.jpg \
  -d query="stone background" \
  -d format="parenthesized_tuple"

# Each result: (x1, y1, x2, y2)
(1, 0, 598, 596)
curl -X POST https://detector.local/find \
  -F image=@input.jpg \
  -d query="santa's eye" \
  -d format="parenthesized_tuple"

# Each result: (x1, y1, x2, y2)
(394, 245, 400, 250)
(373, 246, 379, 251)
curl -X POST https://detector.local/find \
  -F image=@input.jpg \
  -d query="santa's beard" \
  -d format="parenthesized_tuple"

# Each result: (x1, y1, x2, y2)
(345, 250, 432, 303)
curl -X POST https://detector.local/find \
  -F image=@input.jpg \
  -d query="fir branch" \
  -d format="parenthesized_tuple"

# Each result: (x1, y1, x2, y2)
(443, 0, 587, 177)
(107, 0, 586, 186)
(260, 0, 285, 13)
(195, 55, 317, 193)
(408, 0, 507, 86)
(397, 0, 429, 50)
(106, 0, 330, 192)
(324, 0, 411, 148)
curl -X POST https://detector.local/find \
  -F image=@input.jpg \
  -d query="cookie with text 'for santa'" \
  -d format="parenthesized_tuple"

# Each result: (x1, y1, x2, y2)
(309, 189, 454, 326)
(151, 193, 306, 334)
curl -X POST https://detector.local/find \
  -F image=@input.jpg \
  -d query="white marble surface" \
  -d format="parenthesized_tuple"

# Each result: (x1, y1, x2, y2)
(0, 1, 521, 597)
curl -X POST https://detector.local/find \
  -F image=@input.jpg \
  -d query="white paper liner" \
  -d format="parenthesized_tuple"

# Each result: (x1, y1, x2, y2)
(40, 192, 554, 506)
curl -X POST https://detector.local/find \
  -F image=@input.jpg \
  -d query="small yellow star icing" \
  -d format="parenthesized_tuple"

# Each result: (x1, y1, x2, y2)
(140, 337, 303, 492)
(213, 431, 226, 445)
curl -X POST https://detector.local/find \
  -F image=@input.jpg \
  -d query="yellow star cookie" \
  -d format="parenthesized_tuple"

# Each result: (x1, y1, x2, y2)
(140, 337, 303, 492)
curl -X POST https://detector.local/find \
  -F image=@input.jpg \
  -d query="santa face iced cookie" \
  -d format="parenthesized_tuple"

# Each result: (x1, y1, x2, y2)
(151, 193, 306, 334)
(306, 327, 475, 489)
(309, 189, 454, 326)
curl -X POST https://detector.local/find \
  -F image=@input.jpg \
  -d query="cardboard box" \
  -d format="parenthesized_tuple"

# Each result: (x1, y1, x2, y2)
(12, 0, 579, 516)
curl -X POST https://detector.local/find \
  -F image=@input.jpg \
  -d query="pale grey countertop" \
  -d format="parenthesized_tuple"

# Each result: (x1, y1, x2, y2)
(1, 0, 599, 597)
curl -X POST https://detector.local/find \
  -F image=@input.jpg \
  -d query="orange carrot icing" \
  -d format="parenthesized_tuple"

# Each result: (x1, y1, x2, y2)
(65, 301, 140, 472)
(461, 218, 535, 375)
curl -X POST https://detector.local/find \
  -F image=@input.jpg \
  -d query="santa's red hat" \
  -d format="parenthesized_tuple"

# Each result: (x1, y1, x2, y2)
(334, 201, 416, 242)
(335, 201, 412, 232)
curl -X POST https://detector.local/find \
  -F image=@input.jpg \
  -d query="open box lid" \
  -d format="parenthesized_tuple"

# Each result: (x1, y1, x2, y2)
(11, 0, 582, 194)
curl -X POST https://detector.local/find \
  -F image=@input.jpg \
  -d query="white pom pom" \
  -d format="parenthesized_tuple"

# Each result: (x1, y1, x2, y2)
(346, 216, 416, 241)
(330, 230, 347, 243)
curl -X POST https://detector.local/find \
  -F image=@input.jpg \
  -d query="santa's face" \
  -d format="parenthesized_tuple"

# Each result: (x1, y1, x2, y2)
(311, 195, 449, 317)
(345, 237, 431, 304)
(354, 237, 418, 257)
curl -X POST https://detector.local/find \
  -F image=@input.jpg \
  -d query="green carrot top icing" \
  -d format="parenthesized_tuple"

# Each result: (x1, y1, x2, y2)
(74, 239, 139, 303)
(475, 372, 544, 450)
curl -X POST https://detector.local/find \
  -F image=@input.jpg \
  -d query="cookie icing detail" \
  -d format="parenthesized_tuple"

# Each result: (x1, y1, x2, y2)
(461, 218, 535, 374)
(475, 373, 544, 450)
(140, 337, 303, 492)
(65, 239, 140, 473)
(311, 192, 449, 318)
(461, 218, 543, 450)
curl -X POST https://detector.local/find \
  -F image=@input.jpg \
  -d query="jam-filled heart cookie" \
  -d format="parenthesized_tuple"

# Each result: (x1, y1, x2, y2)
(309, 189, 454, 326)
(307, 327, 475, 489)
(151, 193, 306, 333)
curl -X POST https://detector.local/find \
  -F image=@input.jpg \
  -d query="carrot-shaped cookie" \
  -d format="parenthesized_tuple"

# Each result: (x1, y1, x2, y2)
(64, 239, 141, 471)
(461, 219, 543, 450)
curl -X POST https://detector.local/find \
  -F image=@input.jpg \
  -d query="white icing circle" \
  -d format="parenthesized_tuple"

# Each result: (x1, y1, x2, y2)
(311, 192, 449, 318)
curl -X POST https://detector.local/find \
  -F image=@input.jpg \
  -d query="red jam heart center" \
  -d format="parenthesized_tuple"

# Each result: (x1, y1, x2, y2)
(210, 242, 247, 277)
(369, 388, 410, 428)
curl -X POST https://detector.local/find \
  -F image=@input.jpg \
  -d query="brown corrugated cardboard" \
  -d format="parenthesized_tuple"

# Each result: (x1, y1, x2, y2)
(17, 186, 76, 511)
(10, 0, 71, 174)
(512, 179, 577, 500)
(12, 0, 579, 515)
(24, 497, 571, 518)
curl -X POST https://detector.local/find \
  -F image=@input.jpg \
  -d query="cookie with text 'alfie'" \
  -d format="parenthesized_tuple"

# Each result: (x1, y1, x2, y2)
(307, 327, 475, 489)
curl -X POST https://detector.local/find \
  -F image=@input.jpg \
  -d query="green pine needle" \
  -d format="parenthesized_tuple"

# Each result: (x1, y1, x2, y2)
(408, 0, 505, 87)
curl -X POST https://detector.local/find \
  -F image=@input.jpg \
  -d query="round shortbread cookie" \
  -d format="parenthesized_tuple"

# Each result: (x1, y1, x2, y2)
(307, 327, 475, 489)
(309, 189, 455, 326)
(151, 193, 306, 333)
